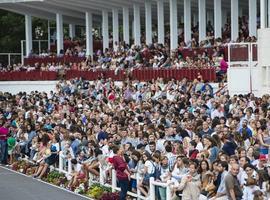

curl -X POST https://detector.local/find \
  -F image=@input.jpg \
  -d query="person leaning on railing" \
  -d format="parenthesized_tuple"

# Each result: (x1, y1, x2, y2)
(111, 145, 130, 200)
(172, 161, 201, 200)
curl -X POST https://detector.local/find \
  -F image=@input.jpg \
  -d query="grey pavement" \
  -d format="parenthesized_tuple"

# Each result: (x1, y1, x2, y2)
(0, 166, 90, 200)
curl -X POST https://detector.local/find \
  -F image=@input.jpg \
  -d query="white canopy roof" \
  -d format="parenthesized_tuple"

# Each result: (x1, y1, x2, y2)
(0, 0, 254, 26)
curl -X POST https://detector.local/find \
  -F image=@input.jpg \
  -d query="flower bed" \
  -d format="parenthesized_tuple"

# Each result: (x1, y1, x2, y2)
(12, 160, 33, 174)
(42, 170, 68, 187)
(86, 183, 112, 199)
(10, 161, 120, 200)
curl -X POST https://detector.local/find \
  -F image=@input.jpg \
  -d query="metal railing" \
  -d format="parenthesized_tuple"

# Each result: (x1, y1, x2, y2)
(0, 53, 22, 66)
(21, 40, 49, 65)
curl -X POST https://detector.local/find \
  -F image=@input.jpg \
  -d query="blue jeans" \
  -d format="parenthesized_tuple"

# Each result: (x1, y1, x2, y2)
(0, 140, 8, 164)
(118, 179, 129, 200)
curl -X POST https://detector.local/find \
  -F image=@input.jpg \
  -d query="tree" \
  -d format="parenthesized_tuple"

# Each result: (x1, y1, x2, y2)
(0, 9, 25, 53)
(0, 9, 50, 53)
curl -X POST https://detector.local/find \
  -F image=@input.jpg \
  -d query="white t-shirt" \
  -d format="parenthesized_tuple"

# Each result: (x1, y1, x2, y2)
(241, 170, 258, 186)
(156, 139, 166, 153)
(145, 160, 155, 174)
(101, 144, 109, 155)
(211, 109, 224, 119)
(74, 163, 82, 172)
(196, 142, 204, 152)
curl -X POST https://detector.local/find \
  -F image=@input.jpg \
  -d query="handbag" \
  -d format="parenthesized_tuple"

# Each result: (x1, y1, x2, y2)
(202, 178, 216, 197)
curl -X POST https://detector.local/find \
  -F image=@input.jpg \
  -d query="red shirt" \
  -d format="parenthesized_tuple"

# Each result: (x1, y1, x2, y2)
(112, 155, 129, 181)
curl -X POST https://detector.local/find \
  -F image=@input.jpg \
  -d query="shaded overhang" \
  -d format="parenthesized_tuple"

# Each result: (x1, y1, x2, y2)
(0, 0, 255, 27)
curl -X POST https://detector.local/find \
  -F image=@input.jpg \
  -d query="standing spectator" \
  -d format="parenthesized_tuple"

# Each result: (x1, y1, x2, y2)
(211, 161, 229, 200)
(173, 162, 201, 200)
(0, 120, 9, 164)
(219, 56, 228, 74)
(257, 125, 270, 156)
(224, 163, 243, 200)
(112, 145, 130, 200)
(242, 163, 260, 200)
(138, 151, 159, 197)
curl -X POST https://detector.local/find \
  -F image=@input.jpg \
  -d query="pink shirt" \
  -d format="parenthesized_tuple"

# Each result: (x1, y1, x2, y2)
(220, 59, 228, 72)
(0, 127, 9, 140)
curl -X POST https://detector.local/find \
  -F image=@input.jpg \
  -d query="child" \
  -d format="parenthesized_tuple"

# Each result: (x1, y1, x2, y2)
(7, 136, 16, 165)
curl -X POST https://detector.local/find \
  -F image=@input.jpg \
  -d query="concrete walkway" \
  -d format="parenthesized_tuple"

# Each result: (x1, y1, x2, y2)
(0, 166, 90, 200)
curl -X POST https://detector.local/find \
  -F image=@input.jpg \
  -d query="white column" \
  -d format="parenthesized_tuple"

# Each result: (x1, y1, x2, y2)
(214, 0, 222, 38)
(145, 0, 152, 45)
(102, 10, 109, 51)
(157, 0, 164, 44)
(85, 12, 93, 57)
(198, 0, 206, 42)
(170, 0, 178, 50)
(69, 24, 75, 39)
(184, 0, 191, 44)
(249, 0, 257, 36)
(260, 0, 266, 28)
(56, 13, 63, 54)
(112, 8, 119, 50)
(133, 4, 141, 46)
(231, 0, 239, 41)
(25, 14, 32, 57)
(123, 6, 130, 44)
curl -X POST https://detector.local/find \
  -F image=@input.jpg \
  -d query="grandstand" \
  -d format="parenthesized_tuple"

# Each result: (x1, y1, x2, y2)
(0, 0, 270, 200)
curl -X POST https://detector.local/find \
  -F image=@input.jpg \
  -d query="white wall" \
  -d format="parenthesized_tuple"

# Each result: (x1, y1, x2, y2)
(258, 28, 270, 96)
(228, 65, 260, 96)
(0, 81, 57, 94)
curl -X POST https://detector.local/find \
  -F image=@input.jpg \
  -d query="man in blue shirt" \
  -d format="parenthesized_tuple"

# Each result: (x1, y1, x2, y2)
(70, 134, 81, 156)
(239, 119, 252, 139)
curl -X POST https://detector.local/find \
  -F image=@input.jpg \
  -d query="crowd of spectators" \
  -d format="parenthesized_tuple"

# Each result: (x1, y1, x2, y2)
(0, 42, 228, 80)
(0, 16, 255, 74)
(30, 16, 258, 57)
(0, 76, 269, 200)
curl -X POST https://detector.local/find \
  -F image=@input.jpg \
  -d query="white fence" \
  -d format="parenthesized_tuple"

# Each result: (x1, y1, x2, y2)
(21, 40, 49, 65)
(0, 53, 22, 66)
(21, 40, 49, 57)
(56, 153, 173, 200)
(227, 42, 260, 96)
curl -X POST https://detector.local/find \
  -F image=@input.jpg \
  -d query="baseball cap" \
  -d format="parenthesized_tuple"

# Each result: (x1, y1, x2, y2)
(259, 154, 266, 161)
